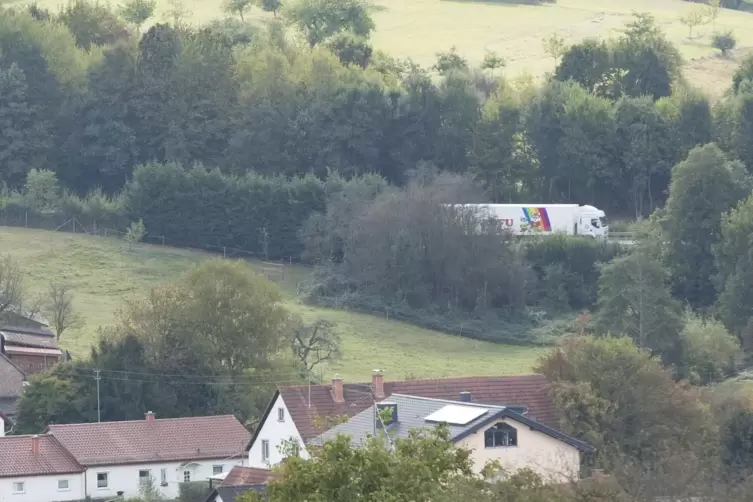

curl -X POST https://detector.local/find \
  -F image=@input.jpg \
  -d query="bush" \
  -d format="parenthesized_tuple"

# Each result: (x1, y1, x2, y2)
(713, 31, 737, 56)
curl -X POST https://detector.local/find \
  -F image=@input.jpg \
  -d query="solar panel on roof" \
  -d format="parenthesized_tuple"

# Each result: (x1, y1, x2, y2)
(424, 405, 489, 425)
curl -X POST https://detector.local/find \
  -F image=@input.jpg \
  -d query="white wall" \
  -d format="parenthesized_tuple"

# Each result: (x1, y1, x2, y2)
(248, 394, 309, 468)
(0, 473, 85, 502)
(457, 417, 581, 484)
(85, 458, 245, 500)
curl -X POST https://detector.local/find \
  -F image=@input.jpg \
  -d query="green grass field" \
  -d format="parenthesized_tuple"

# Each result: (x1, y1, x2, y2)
(9, 0, 751, 98)
(0, 226, 548, 381)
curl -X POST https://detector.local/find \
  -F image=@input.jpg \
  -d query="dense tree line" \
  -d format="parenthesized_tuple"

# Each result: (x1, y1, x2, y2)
(0, 3, 752, 219)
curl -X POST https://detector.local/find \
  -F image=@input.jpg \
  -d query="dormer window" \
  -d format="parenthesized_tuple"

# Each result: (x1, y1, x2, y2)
(484, 422, 518, 447)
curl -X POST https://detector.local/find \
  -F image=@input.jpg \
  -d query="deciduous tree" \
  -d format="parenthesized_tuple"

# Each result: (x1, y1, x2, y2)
(285, 0, 374, 47)
(47, 282, 84, 341)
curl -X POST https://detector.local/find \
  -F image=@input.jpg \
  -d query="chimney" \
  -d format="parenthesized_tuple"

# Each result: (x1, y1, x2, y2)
(372, 369, 385, 399)
(332, 375, 344, 404)
(376, 402, 398, 429)
(0, 334, 5, 355)
(145, 411, 155, 421)
(31, 435, 40, 454)
(460, 391, 471, 403)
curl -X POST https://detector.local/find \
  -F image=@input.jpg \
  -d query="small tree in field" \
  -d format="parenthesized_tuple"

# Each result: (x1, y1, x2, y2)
(481, 50, 506, 76)
(707, 0, 721, 31)
(124, 219, 146, 250)
(47, 282, 84, 341)
(542, 33, 566, 63)
(258, 0, 281, 17)
(224, 0, 253, 20)
(121, 0, 156, 35)
(713, 31, 737, 56)
(678, 10, 707, 38)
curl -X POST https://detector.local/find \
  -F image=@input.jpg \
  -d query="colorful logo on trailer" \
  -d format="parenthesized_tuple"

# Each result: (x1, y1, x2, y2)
(522, 207, 551, 232)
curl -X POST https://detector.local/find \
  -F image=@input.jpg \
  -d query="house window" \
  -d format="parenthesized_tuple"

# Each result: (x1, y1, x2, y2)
(97, 472, 109, 489)
(139, 469, 151, 486)
(12, 481, 24, 494)
(213, 465, 224, 475)
(277, 407, 285, 421)
(58, 479, 70, 491)
(261, 439, 270, 462)
(484, 423, 518, 448)
(160, 468, 167, 486)
(183, 470, 191, 482)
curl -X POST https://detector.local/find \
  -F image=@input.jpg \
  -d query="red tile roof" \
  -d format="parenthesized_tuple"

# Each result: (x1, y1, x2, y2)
(49, 415, 251, 466)
(275, 374, 559, 441)
(0, 434, 84, 478)
(221, 466, 277, 486)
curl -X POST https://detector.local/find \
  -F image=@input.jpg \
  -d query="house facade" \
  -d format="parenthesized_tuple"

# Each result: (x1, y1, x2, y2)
(246, 371, 566, 470)
(312, 394, 591, 483)
(45, 413, 251, 500)
(1, 330, 63, 375)
(0, 434, 86, 502)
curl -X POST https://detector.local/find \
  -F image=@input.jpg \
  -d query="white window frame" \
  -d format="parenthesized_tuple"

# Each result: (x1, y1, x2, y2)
(12, 481, 25, 494)
(160, 468, 168, 486)
(213, 465, 224, 475)
(261, 439, 270, 462)
(183, 470, 191, 483)
(58, 479, 70, 491)
(277, 407, 285, 421)
(96, 472, 109, 489)
(139, 469, 151, 486)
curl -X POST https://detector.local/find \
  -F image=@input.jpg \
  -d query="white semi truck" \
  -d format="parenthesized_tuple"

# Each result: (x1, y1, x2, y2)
(451, 204, 609, 240)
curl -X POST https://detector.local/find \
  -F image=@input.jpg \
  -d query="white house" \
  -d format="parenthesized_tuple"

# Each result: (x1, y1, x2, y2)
(246, 371, 569, 472)
(312, 394, 593, 483)
(0, 434, 86, 502)
(45, 412, 251, 500)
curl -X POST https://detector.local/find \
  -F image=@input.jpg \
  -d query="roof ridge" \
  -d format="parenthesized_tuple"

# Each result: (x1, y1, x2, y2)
(279, 373, 545, 391)
(388, 393, 507, 408)
(48, 414, 239, 428)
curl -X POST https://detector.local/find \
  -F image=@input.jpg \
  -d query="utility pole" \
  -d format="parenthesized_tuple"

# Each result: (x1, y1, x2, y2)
(94, 369, 101, 423)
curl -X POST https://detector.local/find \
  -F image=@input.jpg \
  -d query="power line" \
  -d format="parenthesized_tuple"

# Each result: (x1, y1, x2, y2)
(73, 367, 309, 380)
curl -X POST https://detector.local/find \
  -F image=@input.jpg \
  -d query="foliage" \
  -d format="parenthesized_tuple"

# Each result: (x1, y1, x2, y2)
(258, 425, 476, 502)
(662, 143, 751, 310)
(124, 163, 328, 259)
(258, 0, 282, 16)
(542, 33, 567, 63)
(433, 46, 469, 75)
(46, 282, 84, 341)
(594, 247, 684, 364)
(537, 336, 718, 470)
(120, 0, 157, 32)
(124, 219, 146, 249)
(679, 311, 741, 385)
(325, 32, 373, 68)
(0, 253, 25, 317)
(285, 0, 374, 46)
(57, 0, 129, 49)
(678, 10, 707, 38)
(732, 54, 753, 94)
(23, 169, 60, 212)
(481, 50, 505, 75)
(721, 409, 753, 478)
(224, 0, 253, 21)
(713, 31, 736, 56)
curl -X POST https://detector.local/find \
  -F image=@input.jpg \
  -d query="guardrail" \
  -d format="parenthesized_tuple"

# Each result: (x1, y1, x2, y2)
(609, 232, 635, 241)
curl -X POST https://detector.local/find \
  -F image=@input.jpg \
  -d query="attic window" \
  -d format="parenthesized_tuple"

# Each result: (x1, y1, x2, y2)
(485, 422, 518, 448)
(277, 407, 285, 422)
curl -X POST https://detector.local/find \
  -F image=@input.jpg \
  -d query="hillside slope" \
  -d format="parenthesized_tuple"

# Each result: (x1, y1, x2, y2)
(0, 226, 547, 380)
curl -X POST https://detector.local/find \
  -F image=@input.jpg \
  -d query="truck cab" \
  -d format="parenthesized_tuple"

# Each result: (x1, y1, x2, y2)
(577, 205, 609, 240)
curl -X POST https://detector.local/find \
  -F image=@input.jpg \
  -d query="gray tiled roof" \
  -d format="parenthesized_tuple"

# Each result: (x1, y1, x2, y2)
(312, 394, 594, 453)
(1, 331, 60, 349)
(312, 394, 506, 446)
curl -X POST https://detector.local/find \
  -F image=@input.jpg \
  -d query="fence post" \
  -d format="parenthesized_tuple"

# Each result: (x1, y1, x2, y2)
(24, 211, 27, 228)
(223, 246, 226, 259)
(161, 236, 165, 246)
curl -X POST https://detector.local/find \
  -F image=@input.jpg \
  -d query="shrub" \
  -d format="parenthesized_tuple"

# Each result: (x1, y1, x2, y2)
(713, 31, 737, 56)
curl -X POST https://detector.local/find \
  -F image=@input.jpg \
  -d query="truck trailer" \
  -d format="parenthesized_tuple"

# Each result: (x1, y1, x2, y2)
(451, 204, 609, 240)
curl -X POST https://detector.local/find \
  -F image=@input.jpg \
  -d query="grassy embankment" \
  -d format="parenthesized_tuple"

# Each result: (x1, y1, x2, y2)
(0, 226, 547, 381)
